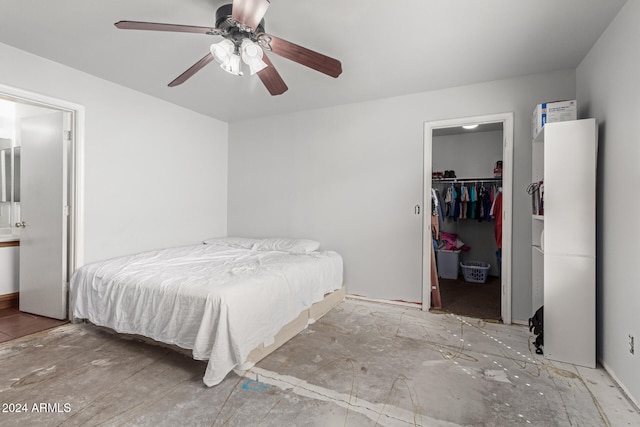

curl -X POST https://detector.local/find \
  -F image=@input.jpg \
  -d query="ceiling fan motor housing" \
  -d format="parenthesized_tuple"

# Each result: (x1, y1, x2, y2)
(216, 3, 265, 44)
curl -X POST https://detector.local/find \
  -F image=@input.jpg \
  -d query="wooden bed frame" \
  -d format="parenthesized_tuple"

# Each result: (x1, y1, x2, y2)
(244, 286, 345, 366)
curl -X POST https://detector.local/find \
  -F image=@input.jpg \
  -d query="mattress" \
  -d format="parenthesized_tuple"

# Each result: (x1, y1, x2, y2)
(70, 242, 343, 386)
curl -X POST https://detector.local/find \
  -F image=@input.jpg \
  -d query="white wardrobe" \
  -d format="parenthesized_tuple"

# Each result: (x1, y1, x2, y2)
(532, 118, 597, 368)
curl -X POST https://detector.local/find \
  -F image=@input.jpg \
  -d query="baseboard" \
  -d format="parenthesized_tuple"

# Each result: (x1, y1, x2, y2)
(512, 319, 529, 326)
(600, 360, 640, 410)
(346, 294, 422, 310)
(0, 292, 19, 310)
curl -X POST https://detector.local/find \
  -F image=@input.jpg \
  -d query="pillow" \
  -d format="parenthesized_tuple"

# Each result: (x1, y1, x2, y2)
(203, 237, 260, 249)
(252, 238, 320, 253)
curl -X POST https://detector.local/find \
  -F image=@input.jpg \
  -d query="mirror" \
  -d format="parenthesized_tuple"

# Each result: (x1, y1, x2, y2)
(0, 138, 11, 203)
(13, 146, 20, 203)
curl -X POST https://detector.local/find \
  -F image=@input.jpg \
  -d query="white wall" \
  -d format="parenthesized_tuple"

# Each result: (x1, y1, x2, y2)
(433, 130, 503, 179)
(576, 0, 640, 405)
(0, 246, 18, 294)
(0, 42, 229, 265)
(228, 70, 576, 321)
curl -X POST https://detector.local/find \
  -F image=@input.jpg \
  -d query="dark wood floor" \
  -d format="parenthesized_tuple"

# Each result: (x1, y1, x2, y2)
(0, 308, 68, 343)
(432, 275, 502, 321)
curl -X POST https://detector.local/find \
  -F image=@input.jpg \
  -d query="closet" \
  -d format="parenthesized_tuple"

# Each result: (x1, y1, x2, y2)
(431, 123, 503, 320)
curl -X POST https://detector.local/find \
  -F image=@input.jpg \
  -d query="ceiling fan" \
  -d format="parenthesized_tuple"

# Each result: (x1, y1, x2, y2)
(115, 0, 342, 96)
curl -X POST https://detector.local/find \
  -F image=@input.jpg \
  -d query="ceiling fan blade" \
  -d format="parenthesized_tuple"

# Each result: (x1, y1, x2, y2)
(232, 0, 270, 30)
(257, 54, 288, 95)
(168, 53, 215, 87)
(115, 21, 220, 35)
(262, 34, 342, 78)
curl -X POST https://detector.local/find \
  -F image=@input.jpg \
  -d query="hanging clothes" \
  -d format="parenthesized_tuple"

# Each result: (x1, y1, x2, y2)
(454, 184, 461, 220)
(460, 185, 469, 219)
(431, 188, 445, 237)
(484, 186, 494, 221)
(477, 184, 491, 222)
(434, 181, 501, 222)
(492, 189, 503, 249)
(431, 188, 439, 216)
(458, 185, 464, 219)
(448, 184, 460, 220)
(444, 185, 453, 217)
(469, 184, 477, 219)
(489, 185, 498, 216)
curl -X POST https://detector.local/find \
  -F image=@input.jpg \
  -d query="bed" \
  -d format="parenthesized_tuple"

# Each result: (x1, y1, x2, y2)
(70, 237, 344, 386)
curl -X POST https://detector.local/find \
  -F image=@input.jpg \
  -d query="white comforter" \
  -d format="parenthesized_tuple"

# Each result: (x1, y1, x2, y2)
(70, 243, 343, 386)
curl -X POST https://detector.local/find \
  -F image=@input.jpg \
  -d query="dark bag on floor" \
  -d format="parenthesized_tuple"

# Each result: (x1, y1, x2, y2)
(528, 306, 544, 355)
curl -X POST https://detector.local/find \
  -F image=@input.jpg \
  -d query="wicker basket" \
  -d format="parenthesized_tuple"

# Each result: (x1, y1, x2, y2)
(460, 261, 490, 283)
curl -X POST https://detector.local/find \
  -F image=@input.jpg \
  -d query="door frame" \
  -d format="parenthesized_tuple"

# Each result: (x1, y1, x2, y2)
(423, 112, 514, 324)
(0, 83, 85, 302)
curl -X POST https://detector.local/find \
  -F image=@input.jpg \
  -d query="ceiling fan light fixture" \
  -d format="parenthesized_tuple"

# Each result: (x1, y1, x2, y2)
(210, 39, 234, 63)
(211, 39, 243, 76)
(221, 53, 243, 76)
(240, 39, 267, 75)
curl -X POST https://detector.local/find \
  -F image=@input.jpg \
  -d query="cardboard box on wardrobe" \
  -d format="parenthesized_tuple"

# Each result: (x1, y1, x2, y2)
(531, 100, 577, 139)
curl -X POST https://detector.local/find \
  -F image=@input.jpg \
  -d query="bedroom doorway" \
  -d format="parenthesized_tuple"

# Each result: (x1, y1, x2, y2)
(0, 84, 84, 321)
(422, 113, 513, 324)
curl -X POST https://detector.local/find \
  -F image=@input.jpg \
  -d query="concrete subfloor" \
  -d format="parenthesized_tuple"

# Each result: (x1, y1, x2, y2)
(0, 299, 638, 426)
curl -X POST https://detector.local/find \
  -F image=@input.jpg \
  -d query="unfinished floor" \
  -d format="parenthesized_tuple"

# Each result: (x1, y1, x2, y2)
(0, 299, 638, 426)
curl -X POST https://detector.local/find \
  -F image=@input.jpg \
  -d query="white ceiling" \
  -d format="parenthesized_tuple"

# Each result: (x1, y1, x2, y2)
(0, 0, 627, 123)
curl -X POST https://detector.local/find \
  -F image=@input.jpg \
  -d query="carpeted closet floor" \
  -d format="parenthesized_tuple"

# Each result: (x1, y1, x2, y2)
(433, 276, 502, 321)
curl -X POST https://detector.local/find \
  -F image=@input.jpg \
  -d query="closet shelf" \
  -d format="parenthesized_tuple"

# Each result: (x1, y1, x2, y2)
(533, 215, 544, 221)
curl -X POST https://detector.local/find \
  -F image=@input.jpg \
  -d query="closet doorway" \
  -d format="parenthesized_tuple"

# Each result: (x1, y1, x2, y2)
(422, 113, 513, 324)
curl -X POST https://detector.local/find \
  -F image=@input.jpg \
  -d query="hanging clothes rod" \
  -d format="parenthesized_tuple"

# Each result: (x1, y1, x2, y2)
(432, 177, 502, 183)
